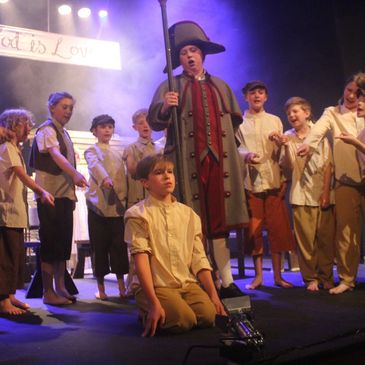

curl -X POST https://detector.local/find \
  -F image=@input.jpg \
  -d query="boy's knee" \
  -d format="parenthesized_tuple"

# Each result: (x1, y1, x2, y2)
(164, 308, 197, 334)
(196, 302, 216, 328)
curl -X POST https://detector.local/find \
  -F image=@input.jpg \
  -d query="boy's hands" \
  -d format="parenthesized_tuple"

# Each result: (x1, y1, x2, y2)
(319, 191, 330, 209)
(102, 176, 113, 189)
(161, 91, 179, 115)
(143, 301, 166, 337)
(209, 293, 227, 316)
(73, 171, 88, 188)
(40, 190, 55, 206)
(335, 132, 358, 146)
(245, 152, 261, 164)
(269, 131, 288, 146)
(297, 143, 310, 157)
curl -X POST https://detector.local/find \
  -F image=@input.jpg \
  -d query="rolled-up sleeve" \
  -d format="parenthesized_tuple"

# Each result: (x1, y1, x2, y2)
(124, 216, 152, 256)
(190, 213, 212, 276)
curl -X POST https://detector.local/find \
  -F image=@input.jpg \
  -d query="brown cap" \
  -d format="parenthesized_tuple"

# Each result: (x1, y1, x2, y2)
(242, 80, 268, 95)
(90, 114, 115, 131)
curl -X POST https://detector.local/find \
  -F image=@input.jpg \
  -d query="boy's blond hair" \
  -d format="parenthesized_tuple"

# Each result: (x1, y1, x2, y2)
(284, 96, 313, 121)
(132, 108, 148, 125)
(0, 108, 34, 144)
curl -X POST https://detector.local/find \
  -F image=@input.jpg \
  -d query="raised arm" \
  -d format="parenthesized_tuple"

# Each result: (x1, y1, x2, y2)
(335, 132, 365, 154)
(298, 109, 332, 156)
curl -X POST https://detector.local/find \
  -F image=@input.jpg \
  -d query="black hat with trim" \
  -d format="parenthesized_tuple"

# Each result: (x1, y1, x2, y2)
(163, 21, 225, 73)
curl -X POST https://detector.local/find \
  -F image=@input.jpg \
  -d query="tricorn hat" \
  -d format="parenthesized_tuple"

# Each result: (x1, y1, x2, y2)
(164, 21, 225, 73)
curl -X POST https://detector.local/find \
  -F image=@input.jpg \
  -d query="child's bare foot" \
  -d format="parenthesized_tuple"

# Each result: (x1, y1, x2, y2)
(56, 289, 77, 302)
(43, 292, 72, 305)
(245, 277, 263, 290)
(0, 298, 26, 315)
(306, 281, 319, 291)
(274, 278, 294, 288)
(95, 291, 108, 301)
(9, 294, 30, 310)
(329, 283, 352, 294)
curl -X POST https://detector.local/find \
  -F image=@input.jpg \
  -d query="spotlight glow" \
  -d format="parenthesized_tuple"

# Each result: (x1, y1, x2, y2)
(58, 4, 72, 15)
(0, 0, 9, 4)
(78, 7, 91, 18)
(98, 10, 108, 18)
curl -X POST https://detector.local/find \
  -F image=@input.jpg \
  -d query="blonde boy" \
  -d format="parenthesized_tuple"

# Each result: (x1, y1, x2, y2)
(124, 155, 225, 336)
(280, 97, 335, 291)
(123, 109, 158, 208)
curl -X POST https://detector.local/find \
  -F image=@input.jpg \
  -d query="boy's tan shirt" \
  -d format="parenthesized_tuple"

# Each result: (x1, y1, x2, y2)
(124, 195, 211, 289)
(305, 105, 364, 185)
(237, 110, 283, 192)
(281, 123, 334, 206)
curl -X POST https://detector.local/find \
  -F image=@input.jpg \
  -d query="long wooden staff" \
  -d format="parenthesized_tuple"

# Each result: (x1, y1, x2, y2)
(158, 0, 185, 203)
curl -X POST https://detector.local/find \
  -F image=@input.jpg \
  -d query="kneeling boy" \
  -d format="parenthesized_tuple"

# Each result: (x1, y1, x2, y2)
(124, 155, 226, 336)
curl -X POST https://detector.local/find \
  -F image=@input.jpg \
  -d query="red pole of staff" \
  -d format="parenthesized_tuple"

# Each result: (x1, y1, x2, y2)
(158, 0, 185, 203)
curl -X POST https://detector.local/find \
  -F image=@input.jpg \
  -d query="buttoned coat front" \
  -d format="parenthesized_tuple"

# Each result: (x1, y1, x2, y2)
(148, 72, 248, 234)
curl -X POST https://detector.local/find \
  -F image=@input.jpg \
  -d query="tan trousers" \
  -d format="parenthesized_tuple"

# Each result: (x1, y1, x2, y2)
(335, 183, 365, 287)
(135, 283, 216, 334)
(292, 205, 335, 286)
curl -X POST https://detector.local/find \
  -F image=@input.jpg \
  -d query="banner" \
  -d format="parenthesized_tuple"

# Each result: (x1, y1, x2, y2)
(0, 24, 121, 70)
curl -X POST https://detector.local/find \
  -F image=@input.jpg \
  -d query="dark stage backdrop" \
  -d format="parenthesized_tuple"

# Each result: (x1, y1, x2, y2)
(0, 0, 364, 137)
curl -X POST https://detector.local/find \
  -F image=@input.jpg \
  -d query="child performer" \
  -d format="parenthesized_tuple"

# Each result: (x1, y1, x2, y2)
(30, 91, 88, 305)
(0, 109, 54, 315)
(84, 114, 129, 300)
(124, 155, 226, 336)
(148, 21, 248, 298)
(123, 109, 158, 208)
(236, 81, 295, 289)
(336, 72, 365, 154)
(280, 97, 335, 291)
(298, 75, 363, 294)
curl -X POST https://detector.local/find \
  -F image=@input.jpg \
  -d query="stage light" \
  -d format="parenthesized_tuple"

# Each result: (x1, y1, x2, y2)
(0, 0, 9, 4)
(58, 5, 72, 15)
(98, 10, 108, 19)
(78, 7, 91, 18)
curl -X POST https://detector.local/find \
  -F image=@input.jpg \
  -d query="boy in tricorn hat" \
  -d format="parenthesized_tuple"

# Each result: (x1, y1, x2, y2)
(148, 21, 249, 298)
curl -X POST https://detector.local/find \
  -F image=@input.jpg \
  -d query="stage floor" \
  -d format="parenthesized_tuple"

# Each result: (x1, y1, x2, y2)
(1, 259, 365, 365)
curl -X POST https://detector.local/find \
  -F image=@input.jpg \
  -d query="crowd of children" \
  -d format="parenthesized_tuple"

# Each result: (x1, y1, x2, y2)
(1, 20, 365, 338)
